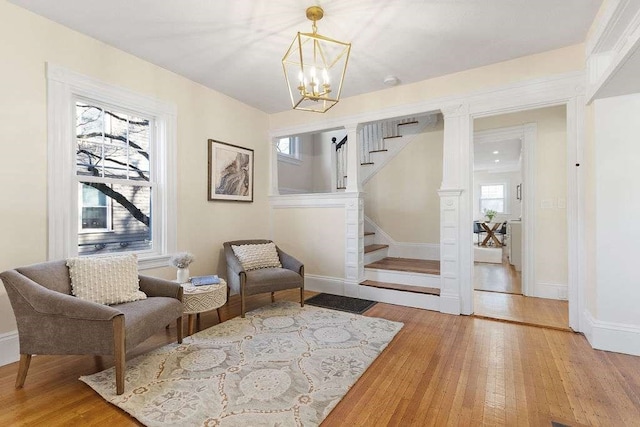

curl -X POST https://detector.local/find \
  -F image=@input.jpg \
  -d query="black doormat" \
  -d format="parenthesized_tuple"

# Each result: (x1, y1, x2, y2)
(305, 293, 377, 314)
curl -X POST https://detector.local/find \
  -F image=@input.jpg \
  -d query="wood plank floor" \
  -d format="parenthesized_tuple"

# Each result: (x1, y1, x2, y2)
(365, 257, 441, 275)
(2, 290, 640, 426)
(474, 260, 522, 294)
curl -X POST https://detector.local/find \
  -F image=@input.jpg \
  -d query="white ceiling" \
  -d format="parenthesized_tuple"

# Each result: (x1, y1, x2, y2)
(10, 0, 602, 114)
(474, 138, 521, 173)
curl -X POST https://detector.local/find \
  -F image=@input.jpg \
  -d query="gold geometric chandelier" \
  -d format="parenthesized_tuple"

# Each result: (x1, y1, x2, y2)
(282, 6, 351, 113)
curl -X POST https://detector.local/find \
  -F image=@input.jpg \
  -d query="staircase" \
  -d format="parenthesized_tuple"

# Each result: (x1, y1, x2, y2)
(360, 230, 441, 311)
(334, 114, 438, 190)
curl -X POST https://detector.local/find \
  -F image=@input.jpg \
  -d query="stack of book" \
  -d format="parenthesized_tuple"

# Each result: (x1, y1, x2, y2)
(190, 275, 221, 286)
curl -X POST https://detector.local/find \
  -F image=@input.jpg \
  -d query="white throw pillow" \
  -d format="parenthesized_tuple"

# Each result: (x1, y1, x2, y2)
(67, 254, 147, 305)
(232, 242, 282, 271)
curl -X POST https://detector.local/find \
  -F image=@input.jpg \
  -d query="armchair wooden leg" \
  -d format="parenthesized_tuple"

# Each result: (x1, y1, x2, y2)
(176, 316, 183, 344)
(113, 315, 126, 395)
(15, 354, 31, 389)
(241, 273, 246, 318)
(271, 292, 275, 303)
(300, 266, 305, 308)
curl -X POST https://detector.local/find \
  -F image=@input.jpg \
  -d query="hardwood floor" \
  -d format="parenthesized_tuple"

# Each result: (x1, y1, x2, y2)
(473, 291, 570, 331)
(2, 290, 640, 426)
(473, 256, 569, 330)
(474, 260, 522, 294)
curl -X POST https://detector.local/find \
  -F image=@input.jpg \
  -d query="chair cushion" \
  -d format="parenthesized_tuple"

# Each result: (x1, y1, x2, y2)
(66, 254, 147, 305)
(232, 242, 282, 271)
(244, 268, 303, 296)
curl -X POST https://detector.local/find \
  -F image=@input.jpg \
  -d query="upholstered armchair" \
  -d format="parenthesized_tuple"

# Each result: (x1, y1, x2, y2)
(223, 239, 304, 317)
(0, 260, 184, 395)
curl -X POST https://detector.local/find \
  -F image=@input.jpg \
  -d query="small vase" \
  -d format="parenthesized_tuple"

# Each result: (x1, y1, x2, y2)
(176, 267, 190, 283)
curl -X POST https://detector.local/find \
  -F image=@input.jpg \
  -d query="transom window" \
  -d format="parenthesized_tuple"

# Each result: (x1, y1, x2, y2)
(479, 184, 505, 213)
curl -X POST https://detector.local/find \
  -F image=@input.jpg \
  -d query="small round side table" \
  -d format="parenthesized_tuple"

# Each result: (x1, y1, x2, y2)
(180, 279, 227, 335)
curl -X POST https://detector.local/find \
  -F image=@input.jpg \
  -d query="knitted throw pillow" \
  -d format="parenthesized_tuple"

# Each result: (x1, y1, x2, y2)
(67, 254, 147, 305)
(231, 242, 282, 271)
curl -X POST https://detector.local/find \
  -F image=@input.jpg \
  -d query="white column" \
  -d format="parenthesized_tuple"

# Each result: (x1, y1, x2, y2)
(344, 193, 364, 296)
(345, 123, 362, 192)
(439, 103, 471, 315)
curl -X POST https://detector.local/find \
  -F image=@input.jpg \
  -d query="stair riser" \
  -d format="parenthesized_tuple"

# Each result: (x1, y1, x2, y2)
(364, 234, 375, 246)
(364, 268, 440, 287)
(358, 285, 440, 311)
(364, 247, 388, 264)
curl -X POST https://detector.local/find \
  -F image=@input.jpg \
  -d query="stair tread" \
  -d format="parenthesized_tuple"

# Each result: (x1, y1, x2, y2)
(397, 120, 419, 126)
(360, 162, 374, 165)
(361, 280, 440, 296)
(369, 149, 388, 153)
(382, 135, 402, 140)
(364, 244, 389, 253)
(364, 231, 375, 236)
(365, 257, 441, 275)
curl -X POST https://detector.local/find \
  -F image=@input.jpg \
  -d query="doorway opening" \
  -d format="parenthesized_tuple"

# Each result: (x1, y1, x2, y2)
(471, 106, 569, 330)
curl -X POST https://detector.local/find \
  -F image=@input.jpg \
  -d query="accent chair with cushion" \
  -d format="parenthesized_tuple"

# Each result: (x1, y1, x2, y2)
(223, 239, 304, 317)
(0, 257, 184, 395)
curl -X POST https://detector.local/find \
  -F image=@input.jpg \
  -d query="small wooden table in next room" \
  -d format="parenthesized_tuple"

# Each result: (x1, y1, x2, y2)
(180, 279, 227, 335)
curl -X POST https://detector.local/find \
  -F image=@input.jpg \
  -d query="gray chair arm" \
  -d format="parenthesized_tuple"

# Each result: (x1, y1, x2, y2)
(277, 248, 304, 275)
(138, 275, 183, 300)
(0, 270, 120, 321)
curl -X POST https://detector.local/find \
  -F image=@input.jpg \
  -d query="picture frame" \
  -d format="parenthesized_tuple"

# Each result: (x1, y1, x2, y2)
(208, 139, 254, 202)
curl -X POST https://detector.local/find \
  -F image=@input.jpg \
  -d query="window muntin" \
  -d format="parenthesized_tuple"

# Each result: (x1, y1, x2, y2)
(479, 184, 505, 214)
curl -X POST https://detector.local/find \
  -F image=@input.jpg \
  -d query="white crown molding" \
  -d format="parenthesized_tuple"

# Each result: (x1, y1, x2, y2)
(269, 71, 585, 137)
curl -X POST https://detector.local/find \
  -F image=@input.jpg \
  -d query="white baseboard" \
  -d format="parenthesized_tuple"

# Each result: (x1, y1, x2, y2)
(583, 310, 640, 356)
(534, 282, 568, 300)
(0, 330, 19, 367)
(439, 293, 461, 315)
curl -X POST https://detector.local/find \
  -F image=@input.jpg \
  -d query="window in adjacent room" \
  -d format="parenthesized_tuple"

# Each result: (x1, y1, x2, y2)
(277, 136, 301, 163)
(479, 184, 506, 214)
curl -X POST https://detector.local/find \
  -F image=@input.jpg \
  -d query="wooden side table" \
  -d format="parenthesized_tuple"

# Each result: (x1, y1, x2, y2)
(180, 279, 227, 335)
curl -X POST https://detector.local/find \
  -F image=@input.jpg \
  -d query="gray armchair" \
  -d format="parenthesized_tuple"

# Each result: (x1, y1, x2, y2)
(223, 240, 304, 317)
(0, 260, 184, 395)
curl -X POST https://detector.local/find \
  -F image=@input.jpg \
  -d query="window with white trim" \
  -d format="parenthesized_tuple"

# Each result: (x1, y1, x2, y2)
(479, 184, 506, 214)
(277, 136, 300, 161)
(47, 64, 177, 268)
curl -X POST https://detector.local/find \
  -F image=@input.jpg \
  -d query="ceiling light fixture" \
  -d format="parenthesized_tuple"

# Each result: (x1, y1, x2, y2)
(495, 159, 500, 163)
(282, 6, 351, 113)
(493, 150, 499, 154)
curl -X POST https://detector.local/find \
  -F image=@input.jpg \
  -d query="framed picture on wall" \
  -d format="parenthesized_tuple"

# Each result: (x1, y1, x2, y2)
(208, 139, 254, 202)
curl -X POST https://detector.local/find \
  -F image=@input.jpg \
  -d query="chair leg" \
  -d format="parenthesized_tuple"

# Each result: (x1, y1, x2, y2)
(113, 315, 126, 395)
(176, 316, 183, 344)
(300, 266, 305, 307)
(271, 292, 275, 303)
(15, 354, 31, 389)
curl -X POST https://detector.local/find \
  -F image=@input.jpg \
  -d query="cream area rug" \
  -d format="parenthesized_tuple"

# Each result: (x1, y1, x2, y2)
(81, 301, 403, 426)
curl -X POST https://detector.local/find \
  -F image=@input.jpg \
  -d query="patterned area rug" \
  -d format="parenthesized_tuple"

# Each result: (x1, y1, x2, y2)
(305, 293, 377, 314)
(80, 301, 403, 426)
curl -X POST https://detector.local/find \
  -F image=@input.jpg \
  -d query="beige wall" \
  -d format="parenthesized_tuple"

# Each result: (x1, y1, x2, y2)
(270, 208, 345, 278)
(475, 106, 568, 290)
(277, 135, 314, 193)
(269, 44, 585, 130)
(363, 121, 443, 243)
(0, 1, 270, 334)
